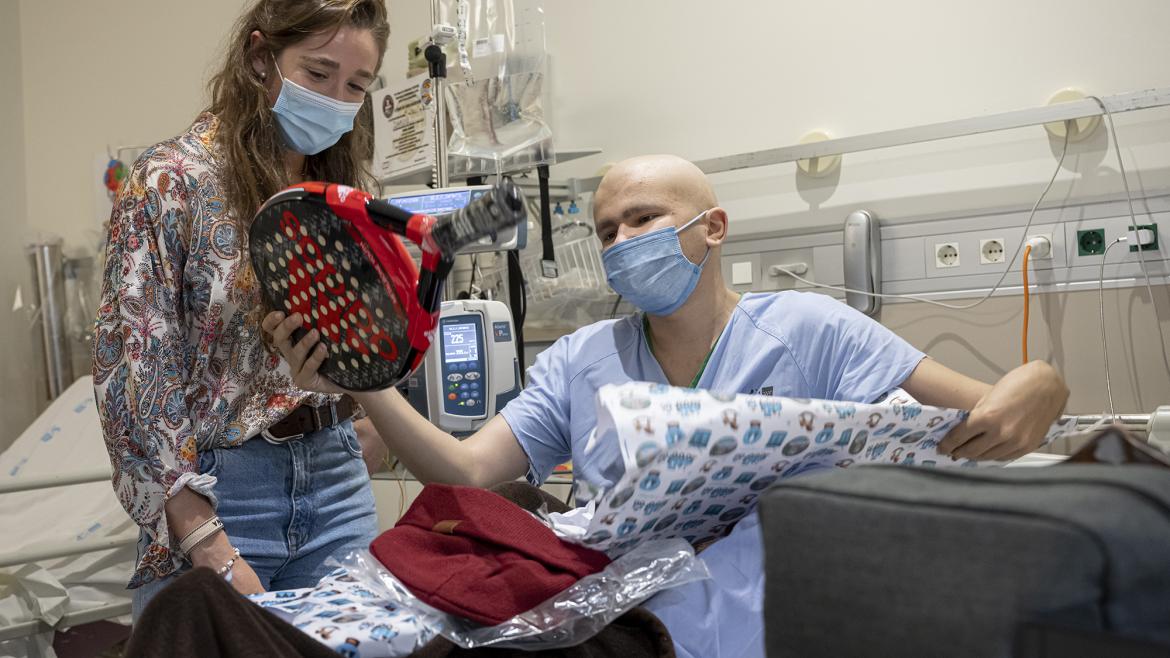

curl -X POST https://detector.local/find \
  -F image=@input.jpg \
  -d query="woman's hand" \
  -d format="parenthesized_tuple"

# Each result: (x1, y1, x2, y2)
(224, 557, 265, 596)
(261, 311, 344, 394)
(189, 534, 265, 596)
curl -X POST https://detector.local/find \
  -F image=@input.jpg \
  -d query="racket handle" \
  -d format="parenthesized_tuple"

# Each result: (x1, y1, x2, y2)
(430, 178, 527, 255)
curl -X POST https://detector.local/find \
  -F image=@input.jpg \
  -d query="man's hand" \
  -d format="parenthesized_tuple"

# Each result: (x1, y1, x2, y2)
(939, 361, 1069, 461)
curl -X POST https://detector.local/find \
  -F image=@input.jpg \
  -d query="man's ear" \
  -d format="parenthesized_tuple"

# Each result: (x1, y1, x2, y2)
(704, 207, 730, 246)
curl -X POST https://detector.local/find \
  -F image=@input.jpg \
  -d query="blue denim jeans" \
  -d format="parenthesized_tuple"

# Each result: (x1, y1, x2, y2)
(131, 420, 378, 621)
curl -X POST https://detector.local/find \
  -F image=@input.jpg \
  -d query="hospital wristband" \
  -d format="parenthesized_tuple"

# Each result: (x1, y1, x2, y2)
(179, 516, 225, 557)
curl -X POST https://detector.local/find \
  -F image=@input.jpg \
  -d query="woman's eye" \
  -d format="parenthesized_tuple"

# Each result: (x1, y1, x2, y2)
(307, 69, 327, 80)
(349, 83, 366, 93)
(638, 215, 654, 224)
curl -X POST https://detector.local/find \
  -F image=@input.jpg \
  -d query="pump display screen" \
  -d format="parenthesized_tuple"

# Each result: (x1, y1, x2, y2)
(442, 323, 480, 363)
(387, 189, 487, 216)
(439, 314, 486, 418)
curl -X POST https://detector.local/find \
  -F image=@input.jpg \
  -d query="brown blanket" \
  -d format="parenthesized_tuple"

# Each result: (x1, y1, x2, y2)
(124, 567, 337, 658)
(125, 483, 675, 658)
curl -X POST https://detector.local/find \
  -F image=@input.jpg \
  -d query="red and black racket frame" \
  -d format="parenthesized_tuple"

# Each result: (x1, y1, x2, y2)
(264, 182, 456, 384)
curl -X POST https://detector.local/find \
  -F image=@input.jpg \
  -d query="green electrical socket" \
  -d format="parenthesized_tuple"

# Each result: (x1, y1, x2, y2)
(1078, 228, 1105, 256)
(1129, 224, 1159, 252)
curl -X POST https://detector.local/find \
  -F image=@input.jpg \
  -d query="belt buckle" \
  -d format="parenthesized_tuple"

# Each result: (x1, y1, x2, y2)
(325, 401, 339, 427)
(313, 402, 339, 431)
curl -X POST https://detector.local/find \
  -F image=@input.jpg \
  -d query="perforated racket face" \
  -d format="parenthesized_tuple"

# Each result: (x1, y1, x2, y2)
(249, 196, 414, 391)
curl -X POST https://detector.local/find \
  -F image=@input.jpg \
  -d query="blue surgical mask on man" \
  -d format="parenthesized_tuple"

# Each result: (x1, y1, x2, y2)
(602, 209, 712, 316)
(271, 59, 364, 155)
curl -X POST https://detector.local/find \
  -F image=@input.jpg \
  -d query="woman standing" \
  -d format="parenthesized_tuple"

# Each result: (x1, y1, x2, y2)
(92, 0, 390, 618)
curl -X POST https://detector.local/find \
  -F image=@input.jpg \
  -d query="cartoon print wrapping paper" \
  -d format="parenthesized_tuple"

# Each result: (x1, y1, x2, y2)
(576, 382, 1077, 557)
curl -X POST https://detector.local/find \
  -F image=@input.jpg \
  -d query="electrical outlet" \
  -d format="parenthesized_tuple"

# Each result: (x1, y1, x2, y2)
(934, 242, 960, 268)
(979, 238, 1006, 264)
(1078, 229, 1105, 256)
(1128, 224, 1159, 252)
(1026, 233, 1053, 259)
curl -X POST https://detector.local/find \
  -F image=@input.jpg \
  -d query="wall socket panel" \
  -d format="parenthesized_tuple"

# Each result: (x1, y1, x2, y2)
(722, 197, 1170, 301)
(921, 223, 1065, 279)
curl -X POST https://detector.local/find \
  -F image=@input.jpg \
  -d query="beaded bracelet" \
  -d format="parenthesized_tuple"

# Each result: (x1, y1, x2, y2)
(217, 548, 241, 582)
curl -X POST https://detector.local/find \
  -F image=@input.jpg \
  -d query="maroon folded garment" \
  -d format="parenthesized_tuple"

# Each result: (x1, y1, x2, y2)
(370, 483, 611, 626)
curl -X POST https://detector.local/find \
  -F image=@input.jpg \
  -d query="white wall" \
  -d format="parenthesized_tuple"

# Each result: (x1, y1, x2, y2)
(0, 0, 41, 449)
(5, 0, 1170, 442)
(16, 0, 1170, 249)
(18, 0, 251, 253)
(17, 0, 1170, 250)
(1, 0, 251, 446)
(537, 0, 1170, 236)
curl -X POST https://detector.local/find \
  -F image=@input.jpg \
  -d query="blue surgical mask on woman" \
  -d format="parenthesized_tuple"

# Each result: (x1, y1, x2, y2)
(602, 209, 712, 316)
(271, 60, 364, 155)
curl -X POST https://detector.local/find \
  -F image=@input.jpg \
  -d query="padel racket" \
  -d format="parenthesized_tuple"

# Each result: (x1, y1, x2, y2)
(248, 179, 526, 391)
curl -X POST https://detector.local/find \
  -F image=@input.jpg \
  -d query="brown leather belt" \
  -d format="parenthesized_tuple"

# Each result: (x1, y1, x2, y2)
(261, 396, 359, 444)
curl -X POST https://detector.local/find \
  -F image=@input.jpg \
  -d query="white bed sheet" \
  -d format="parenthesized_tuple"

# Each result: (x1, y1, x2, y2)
(0, 376, 135, 657)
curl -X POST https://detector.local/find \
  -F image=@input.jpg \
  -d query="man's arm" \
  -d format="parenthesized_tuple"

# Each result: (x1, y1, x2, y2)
(900, 358, 991, 410)
(265, 312, 530, 488)
(902, 358, 1069, 461)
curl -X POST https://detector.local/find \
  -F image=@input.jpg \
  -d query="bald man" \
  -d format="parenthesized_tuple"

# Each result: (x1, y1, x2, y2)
(266, 155, 1069, 657)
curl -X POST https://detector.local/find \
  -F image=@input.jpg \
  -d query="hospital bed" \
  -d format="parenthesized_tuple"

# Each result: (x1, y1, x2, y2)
(0, 376, 135, 657)
(0, 374, 1154, 658)
(0, 369, 565, 657)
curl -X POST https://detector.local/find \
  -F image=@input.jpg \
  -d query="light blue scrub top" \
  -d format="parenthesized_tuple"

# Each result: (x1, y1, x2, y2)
(499, 290, 927, 658)
(500, 290, 927, 491)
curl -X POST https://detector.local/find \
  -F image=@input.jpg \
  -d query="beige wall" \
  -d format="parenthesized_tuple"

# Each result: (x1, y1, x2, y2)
(18, 0, 251, 248)
(0, 0, 41, 448)
(0, 0, 251, 447)
(881, 286, 1170, 416)
(18, 0, 1170, 251)
(4, 0, 1170, 447)
(537, 0, 1170, 235)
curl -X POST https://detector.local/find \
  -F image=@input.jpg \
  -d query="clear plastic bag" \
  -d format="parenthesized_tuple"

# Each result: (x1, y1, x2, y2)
(336, 537, 709, 650)
(438, 0, 554, 177)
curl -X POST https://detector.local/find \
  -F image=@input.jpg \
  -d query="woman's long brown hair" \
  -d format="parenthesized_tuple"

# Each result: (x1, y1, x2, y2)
(206, 0, 390, 229)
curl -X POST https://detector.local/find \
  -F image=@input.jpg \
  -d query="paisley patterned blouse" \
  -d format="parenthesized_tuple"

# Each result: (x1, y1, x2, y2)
(93, 113, 322, 587)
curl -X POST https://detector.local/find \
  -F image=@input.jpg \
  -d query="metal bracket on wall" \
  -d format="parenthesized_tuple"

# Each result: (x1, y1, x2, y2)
(559, 87, 1170, 196)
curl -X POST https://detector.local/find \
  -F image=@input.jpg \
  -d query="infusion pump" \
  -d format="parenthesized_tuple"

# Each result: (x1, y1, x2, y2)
(399, 299, 521, 434)
(385, 185, 527, 253)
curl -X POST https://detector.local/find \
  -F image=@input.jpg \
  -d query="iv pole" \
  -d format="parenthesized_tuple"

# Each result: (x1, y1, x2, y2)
(420, 0, 530, 373)
(426, 0, 449, 189)
(426, 0, 453, 303)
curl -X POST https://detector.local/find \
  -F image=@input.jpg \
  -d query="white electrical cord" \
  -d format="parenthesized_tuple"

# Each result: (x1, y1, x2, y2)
(1099, 237, 1124, 417)
(1087, 95, 1170, 383)
(773, 131, 1072, 310)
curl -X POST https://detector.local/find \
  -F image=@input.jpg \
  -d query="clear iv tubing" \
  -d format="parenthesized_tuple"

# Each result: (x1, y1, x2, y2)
(773, 130, 1071, 311)
(1087, 95, 1170, 386)
(774, 101, 1169, 417)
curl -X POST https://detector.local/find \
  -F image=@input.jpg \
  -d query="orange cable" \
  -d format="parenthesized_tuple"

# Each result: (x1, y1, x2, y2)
(1022, 244, 1032, 364)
